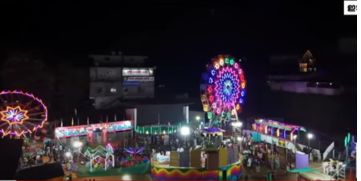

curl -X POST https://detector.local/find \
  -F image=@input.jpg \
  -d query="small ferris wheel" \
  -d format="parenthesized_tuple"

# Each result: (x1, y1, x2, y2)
(200, 55, 246, 124)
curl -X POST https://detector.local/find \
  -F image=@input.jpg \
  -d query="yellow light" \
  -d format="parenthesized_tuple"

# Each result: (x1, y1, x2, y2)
(219, 58, 224, 66)
(276, 129, 280, 137)
(203, 105, 209, 112)
(241, 82, 246, 89)
(215, 63, 220, 69)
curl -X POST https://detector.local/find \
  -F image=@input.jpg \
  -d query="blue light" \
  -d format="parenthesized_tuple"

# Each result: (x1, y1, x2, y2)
(211, 69, 216, 76)
(216, 71, 240, 105)
(209, 78, 213, 84)
(239, 98, 244, 104)
(241, 91, 245, 97)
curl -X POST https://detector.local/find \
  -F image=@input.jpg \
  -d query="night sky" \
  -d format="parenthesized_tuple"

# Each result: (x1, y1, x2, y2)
(0, 1, 356, 95)
(0, 2, 356, 178)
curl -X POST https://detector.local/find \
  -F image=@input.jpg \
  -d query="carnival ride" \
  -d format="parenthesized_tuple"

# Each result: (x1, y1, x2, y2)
(120, 147, 149, 168)
(0, 90, 48, 138)
(150, 55, 245, 180)
(83, 144, 115, 172)
(200, 55, 246, 126)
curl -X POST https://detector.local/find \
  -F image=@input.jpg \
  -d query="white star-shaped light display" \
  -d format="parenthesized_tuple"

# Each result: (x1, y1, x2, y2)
(0, 106, 29, 125)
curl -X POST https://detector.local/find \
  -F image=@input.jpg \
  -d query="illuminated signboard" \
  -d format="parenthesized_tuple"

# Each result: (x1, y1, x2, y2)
(122, 68, 154, 76)
(55, 120, 132, 138)
(124, 76, 154, 82)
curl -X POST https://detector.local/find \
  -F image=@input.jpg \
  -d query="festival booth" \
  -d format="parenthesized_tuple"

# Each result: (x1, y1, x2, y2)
(251, 119, 306, 150)
(76, 144, 150, 177)
(135, 124, 179, 135)
(252, 119, 306, 142)
(151, 145, 242, 180)
(134, 124, 179, 146)
(55, 120, 133, 145)
(250, 119, 310, 170)
(201, 127, 225, 147)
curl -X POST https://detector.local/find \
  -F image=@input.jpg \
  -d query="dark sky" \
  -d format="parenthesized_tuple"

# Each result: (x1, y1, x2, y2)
(0, 1, 357, 95)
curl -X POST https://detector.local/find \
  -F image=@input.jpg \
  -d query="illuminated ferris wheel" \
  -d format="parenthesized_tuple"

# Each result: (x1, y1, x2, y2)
(0, 90, 48, 138)
(200, 55, 246, 123)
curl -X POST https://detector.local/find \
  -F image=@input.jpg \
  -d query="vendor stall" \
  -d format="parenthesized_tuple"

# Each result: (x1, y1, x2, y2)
(150, 144, 242, 180)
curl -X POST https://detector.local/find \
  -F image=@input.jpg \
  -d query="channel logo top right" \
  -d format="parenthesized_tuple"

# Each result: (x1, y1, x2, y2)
(344, 0, 357, 15)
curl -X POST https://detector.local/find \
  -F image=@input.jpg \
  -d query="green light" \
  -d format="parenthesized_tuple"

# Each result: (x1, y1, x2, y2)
(207, 112, 213, 119)
(225, 57, 230, 64)
(345, 137, 348, 147)
(229, 58, 235, 65)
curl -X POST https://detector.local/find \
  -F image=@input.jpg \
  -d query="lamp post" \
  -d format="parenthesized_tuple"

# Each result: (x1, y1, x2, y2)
(292, 135, 298, 152)
(195, 116, 201, 130)
(231, 121, 243, 143)
(307, 133, 314, 149)
(307, 133, 314, 162)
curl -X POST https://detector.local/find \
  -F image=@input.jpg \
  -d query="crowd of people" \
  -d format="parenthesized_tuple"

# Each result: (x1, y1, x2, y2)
(19, 138, 68, 169)
(240, 135, 294, 173)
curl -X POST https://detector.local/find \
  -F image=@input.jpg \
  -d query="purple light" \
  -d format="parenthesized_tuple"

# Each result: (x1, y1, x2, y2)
(0, 90, 48, 137)
(203, 55, 246, 116)
(5, 108, 26, 122)
(202, 127, 225, 133)
(124, 147, 144, 155)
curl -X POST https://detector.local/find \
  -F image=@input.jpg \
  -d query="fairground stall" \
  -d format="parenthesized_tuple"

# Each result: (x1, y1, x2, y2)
(54, 120, 153, 177)
(55, 120, 133, 146)
(151, 145, 242, 180)
(251, 118, 306, 150)
(134, 124, 179, 147)
(248, 118, 310, 170)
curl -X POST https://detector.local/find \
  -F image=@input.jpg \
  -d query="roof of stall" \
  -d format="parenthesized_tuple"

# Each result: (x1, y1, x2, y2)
(254, 119, 306, 132)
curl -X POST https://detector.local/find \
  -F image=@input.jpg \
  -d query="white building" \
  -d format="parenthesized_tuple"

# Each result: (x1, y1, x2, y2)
(89, 52, 155, 109)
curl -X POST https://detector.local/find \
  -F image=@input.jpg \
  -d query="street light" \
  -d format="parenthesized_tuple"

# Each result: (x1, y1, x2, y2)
(180, 126, 190, 147)
(307, 133, 314, 149)
(231, 121, 243, 143)
(180, 126, 190, 136)
(195, 116, 201, 121)
(307, 133, 314, 162)
(307, 133, 314, 140)
(65, 151, 72, 158)
(231, 121, 243, 128)
(72, 140, 83, 149)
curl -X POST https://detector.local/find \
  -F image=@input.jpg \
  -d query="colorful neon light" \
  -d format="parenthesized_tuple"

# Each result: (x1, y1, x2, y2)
(55, 120, 132, 138)
(0, 90, 48, 137)
(151, 162, 242, 180)
(0, 106, 29, 125)
(200, 55, 246, 120)
(253, 118, 306, 141)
